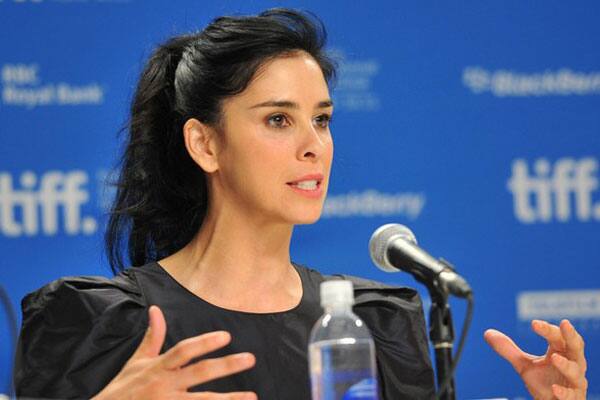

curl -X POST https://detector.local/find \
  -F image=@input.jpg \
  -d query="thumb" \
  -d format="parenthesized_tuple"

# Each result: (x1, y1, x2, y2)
(484, 329, 528, 374)
(131, 305, 167, 360)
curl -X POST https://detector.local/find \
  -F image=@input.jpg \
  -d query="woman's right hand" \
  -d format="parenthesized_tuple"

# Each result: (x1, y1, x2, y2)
(92, 305, 257, 400)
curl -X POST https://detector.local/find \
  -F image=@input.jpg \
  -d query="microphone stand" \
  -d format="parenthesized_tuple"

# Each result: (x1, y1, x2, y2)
(413, 258, 457, 400)
(427, 280, 456, 400)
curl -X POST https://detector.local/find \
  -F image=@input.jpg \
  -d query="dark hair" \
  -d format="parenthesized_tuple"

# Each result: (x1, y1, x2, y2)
(105, 8, 336, 273)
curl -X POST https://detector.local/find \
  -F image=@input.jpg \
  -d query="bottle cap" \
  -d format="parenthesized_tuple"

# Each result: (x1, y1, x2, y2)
(320, 280, 354, 306)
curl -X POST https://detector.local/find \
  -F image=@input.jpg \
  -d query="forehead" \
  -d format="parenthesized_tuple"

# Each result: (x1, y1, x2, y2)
(231, 52, 331, 105)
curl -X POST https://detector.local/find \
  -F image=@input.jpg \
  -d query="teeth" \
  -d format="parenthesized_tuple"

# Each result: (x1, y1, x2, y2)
(293, 180, 318, 190)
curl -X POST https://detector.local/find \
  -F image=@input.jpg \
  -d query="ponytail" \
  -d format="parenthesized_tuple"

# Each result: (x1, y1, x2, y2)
(105, 35, 207, 273)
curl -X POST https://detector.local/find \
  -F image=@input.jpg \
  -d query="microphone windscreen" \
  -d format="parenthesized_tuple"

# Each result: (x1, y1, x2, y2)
(369, 223, 417, 272)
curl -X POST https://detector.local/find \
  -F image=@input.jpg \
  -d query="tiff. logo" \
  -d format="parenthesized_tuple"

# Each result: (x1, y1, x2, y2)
(507, 158, 599, 223)
(0, 170, 97, 237)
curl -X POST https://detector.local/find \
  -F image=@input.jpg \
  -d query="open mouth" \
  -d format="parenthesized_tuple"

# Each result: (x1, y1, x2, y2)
(286, 174, 325, 197)
(286, 179, 321, 190)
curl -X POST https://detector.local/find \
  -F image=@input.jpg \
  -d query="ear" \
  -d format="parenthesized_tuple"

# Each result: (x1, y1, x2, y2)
(183, 118, 220, 173)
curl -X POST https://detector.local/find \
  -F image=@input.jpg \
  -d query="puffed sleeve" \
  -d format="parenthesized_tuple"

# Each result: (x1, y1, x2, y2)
(331, 274, 436, 400)
(14, 271, 148, 399)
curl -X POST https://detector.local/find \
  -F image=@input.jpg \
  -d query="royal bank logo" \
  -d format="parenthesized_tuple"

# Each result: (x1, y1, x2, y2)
(507, 157, 599, 223)
(1, 63, 105, 108)
(0, 170, 98, 237)
(463, 66, 600, 97)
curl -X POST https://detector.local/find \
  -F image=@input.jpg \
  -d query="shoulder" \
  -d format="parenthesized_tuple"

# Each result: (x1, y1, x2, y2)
(324, 274, 428, 346)
(15, 269, 149, 398)
(324, 273, 436, 399)
(323, 272, 423, 308)
(22, 268, 144, 306)
(293, 263, 423, 308)
(20, 269, 145, 333)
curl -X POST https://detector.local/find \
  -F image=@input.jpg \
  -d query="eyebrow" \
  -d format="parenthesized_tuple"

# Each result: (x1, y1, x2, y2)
(249, 99, 334, 109)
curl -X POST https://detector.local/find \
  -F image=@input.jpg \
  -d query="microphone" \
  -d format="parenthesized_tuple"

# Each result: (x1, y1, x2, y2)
(369, 224, 472, 298)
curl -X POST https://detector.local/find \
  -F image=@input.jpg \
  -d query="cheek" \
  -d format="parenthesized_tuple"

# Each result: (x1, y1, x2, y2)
(229, 139, 290, 186)
(324, 141, 334, 170)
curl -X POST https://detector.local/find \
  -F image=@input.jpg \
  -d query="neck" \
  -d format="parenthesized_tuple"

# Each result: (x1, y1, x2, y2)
(159, 199, 300, 312)
(185, 207, 294, 280)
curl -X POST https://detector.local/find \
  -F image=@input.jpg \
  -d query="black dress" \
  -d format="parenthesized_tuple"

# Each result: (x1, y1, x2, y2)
(14, 262, 435, 399)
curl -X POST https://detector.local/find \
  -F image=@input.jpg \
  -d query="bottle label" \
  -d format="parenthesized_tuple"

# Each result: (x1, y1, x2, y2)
(315, 369, 378, 399)
(343, 377, 378, 399)
(309, 339, 378, 400)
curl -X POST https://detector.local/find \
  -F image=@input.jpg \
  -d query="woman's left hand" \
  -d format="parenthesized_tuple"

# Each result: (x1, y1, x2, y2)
(484, 319, 588, 400)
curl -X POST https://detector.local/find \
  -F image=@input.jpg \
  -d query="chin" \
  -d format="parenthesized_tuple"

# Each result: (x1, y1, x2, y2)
(289, 209, 324, 225)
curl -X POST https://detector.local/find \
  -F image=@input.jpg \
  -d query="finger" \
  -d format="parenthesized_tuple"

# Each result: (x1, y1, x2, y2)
(180, 352, 256, 388)
(186, 391, 257, 400)
(483, 329, 529, 373)
(552, 384, 584, 400)
(560, 319, 587, 371)
(162, 331, 232, 370)
(131, 305, 167, 360)
(532, 320, 566, 352)
(551, 353, 587, 389)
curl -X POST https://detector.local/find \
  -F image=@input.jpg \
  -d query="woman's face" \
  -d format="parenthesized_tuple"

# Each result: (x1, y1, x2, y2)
(211, 51, 334, 226)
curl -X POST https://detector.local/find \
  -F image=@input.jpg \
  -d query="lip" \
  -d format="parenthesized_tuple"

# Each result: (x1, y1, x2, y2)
(286, 173, 325, 199)
(286, 173, 324, 184)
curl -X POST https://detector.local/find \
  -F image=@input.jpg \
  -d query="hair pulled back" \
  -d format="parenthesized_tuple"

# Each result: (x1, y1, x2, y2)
(106, 8, 336, 273)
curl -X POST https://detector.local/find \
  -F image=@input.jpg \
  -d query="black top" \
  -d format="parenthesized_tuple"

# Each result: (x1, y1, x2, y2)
(14, 262, 435, 399)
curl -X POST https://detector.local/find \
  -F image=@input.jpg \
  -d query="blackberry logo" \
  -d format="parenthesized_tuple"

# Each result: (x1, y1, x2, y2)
(463, 67, 600, 97)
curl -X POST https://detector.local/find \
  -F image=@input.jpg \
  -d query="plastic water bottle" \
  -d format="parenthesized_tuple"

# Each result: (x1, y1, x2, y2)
(309, 280, 379, 400)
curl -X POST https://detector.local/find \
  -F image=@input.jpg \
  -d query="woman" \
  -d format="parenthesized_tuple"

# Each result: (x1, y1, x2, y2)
(14, 8, 588, 400)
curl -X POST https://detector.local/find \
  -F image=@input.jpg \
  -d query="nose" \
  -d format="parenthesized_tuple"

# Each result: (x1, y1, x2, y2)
(297, 121, 328, 161)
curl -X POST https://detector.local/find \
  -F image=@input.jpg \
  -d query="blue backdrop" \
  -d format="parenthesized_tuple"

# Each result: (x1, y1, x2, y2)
(1, 1, 599, 398)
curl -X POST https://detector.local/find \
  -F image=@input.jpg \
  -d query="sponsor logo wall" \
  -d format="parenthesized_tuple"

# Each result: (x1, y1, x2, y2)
(1, 1, 598, 398)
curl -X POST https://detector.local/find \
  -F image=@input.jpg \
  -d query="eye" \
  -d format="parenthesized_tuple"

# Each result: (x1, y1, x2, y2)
(313, 113, 332, 129)
(267, 114, 291, 129)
